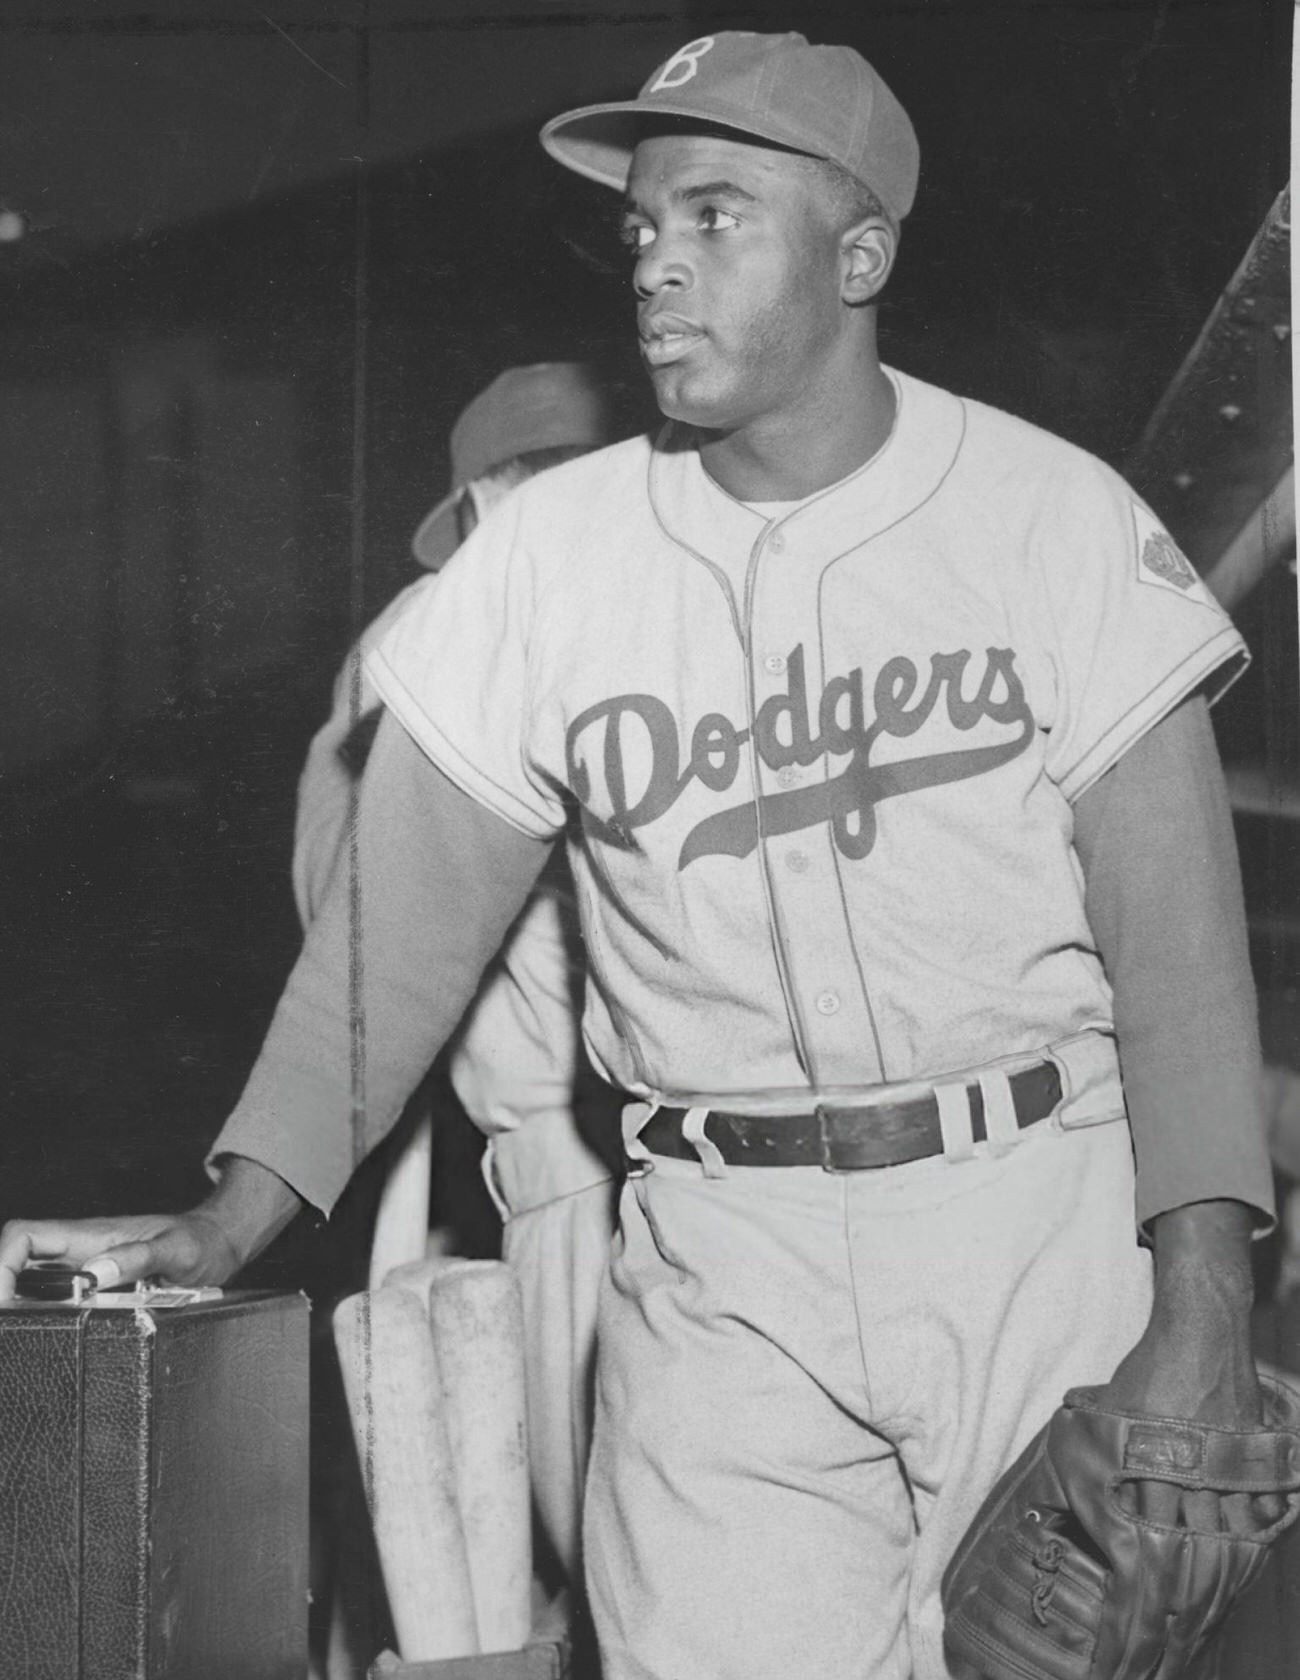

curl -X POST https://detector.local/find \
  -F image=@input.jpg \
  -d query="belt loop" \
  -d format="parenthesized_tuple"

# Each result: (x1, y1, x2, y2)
(682, 1107, 728, 1178)
(622, 1100, 658, 1177)
(978, 1069, 1020, 1156)
(480, 1137, 512, 1222)
(1048, 1032, 1126, 1131)
(935, 1083, 976, 1164)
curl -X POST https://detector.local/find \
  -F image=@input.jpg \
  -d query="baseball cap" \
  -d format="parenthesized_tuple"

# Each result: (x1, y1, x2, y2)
(412, 362, 614, 568)
(540, 32, 919, 224)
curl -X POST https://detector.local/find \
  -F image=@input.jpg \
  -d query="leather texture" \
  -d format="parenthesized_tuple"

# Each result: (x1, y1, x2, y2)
(0, 1323, 84, 1675)
(641, 1059, 1061, 1170)
(942, 1374, 1300, 1680)
(0, 1291, 309, 1679)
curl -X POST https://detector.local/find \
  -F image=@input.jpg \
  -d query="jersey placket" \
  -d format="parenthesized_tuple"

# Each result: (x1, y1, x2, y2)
(744, 518, 887, 1090)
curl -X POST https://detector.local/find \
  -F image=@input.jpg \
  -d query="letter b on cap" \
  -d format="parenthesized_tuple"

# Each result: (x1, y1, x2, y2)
(648, 36, 715, 93)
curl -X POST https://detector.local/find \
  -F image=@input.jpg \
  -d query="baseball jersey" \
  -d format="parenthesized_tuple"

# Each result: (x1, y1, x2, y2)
(368, 368, 1247, 1105)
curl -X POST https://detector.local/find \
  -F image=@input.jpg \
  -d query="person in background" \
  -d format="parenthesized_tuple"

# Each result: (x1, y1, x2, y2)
(296, 363, 624, 1607)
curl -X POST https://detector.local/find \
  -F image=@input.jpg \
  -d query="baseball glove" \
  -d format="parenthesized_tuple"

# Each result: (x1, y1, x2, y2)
(941, 1374, 1300, 1680)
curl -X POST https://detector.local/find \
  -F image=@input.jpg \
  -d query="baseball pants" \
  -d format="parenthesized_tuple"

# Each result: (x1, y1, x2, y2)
(487, 1108, 621, 1589)
(584, 1103, 1153, 1680)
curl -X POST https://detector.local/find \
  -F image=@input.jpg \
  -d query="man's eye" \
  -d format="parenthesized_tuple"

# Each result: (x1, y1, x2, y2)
(620, 224, 654, 252)
(699, 207, 740, 233)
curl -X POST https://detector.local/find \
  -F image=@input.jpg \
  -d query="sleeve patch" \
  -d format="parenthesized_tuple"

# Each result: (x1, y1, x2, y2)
(1132, 503, 1212, 604)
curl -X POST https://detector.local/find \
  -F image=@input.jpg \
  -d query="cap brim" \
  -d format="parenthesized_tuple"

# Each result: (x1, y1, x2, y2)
(540, 100, 826, 193)
(410, 493, 461, 571)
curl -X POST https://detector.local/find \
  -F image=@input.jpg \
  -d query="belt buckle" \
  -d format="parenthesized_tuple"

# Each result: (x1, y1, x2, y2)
(815, 1105, 848, 1174)
(815, 1097, 930, 1173)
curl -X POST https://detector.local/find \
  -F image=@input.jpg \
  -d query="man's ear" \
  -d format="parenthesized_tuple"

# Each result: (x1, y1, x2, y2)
(841, 218, 896, 306)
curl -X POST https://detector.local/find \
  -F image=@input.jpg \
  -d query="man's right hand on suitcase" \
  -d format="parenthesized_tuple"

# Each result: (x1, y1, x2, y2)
(0, 1154, 304, 1301)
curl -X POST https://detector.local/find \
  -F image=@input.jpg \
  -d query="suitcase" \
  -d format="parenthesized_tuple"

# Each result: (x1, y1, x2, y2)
(0, 1288, 309, 1679)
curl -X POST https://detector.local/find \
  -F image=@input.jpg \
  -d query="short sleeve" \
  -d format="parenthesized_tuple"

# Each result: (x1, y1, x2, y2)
(365, 490, 566, 840)
(1036, 462, 1249, 801)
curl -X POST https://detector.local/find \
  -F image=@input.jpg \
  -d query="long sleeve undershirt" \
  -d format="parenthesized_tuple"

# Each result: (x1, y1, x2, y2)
(210, 696, 1275, 1231)
(1072, 692, 1272, 1230)
(213, 709, 552, 1211)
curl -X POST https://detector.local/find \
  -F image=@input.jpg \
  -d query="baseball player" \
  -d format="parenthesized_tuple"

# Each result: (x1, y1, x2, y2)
(0, 32, 1278, 1680)
(297, 361, 623, 1594)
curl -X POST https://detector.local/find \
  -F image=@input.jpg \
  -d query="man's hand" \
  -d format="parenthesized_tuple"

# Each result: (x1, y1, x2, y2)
(1101, 1199, 1261, 1423)
(0, 1155, 304, 1302)
(1095, 1198, 1280, 1532)
(0, 1209, 239, 1300)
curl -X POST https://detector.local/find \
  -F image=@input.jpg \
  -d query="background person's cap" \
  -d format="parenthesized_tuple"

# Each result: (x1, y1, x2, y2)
(412, 361, 614, 568)
(540, 31, 919, 224)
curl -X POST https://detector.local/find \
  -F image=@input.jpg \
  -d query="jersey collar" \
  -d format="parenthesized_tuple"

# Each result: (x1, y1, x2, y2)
(647, 369, 967, 573)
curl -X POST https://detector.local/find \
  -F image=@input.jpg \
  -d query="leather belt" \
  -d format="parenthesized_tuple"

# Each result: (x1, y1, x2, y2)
(638, 1060, 1062, 1172)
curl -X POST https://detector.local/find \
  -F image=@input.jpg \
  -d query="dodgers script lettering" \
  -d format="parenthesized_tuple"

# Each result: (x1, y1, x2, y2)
(565, 645, 1034, 868)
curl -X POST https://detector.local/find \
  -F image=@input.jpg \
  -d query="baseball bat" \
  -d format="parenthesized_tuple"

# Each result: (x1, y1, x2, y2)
(368, 1111, 435, 1290)
(380, 1251, 453, 1306)
(333, 1288, 480, 1662)
(426, 1260, 533, 1654)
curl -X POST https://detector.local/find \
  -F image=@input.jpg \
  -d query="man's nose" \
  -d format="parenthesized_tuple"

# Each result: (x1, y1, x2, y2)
(634, 236, 691, 300)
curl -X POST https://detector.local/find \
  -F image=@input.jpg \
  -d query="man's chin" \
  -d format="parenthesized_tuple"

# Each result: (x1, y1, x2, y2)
(647, 367, 732, 429)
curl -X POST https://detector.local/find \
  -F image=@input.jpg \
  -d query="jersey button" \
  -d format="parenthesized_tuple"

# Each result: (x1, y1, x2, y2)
(786, 850, 810, 873)
(815, 990, 841, 1016)
(776, 766, 800, 789)
(763, 652, 787, 675)
(768, 531, 786, 553)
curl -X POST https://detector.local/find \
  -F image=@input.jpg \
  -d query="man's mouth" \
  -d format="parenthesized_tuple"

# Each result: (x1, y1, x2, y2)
(640, 316, 706, 367)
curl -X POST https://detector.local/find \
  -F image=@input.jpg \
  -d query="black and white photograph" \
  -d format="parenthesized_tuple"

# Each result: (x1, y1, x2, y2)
(0, 4, 1295, 1677)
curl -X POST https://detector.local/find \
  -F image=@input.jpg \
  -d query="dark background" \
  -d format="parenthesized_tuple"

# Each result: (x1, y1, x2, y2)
(0, 1, 1293, 1276)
